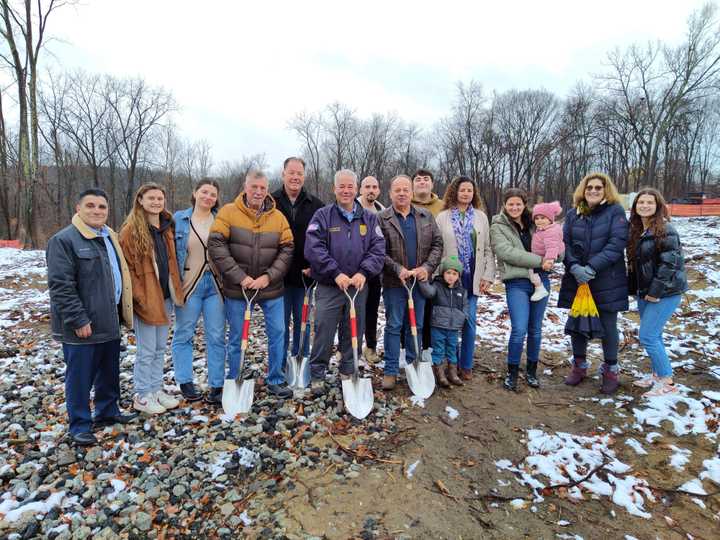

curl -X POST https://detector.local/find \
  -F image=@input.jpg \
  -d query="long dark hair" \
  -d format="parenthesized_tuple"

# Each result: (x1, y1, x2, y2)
(190, 178, 221, 211)
(628, 187, 669, 271)
(501, 187, 532, 229)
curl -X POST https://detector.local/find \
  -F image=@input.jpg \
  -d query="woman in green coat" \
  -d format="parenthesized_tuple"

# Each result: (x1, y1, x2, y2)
(490, 188, 554, 391)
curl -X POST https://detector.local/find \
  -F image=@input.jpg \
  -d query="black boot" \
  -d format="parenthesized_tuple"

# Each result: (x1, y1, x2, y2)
(205, 387, 223, 405)
(526, 361, 540, 388)
(503, 364, 519, 392)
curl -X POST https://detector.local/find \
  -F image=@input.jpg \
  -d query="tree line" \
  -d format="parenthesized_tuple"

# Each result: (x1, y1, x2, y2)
(2, 1, 720, 247)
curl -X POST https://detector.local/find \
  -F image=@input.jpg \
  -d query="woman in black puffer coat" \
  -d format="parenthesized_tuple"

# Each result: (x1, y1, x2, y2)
(627, 188, 688, 397)
(559, 172, 629, 394)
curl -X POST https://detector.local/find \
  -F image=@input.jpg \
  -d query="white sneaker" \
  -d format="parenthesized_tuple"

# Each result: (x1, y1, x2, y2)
(155, 390, 180, 410)
(133, 393, 166, 415)
(530, 286, 549, 302)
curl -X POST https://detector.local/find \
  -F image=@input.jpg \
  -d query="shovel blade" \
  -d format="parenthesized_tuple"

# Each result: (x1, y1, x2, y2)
(405, 360, 435, 399)
(222, 378, 255, 417)
(342, 377, 374, 420)
(286, 355, 311, 389)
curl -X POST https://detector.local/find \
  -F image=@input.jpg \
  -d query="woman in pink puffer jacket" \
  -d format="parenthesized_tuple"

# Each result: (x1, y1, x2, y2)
(529, 201, 565, 301)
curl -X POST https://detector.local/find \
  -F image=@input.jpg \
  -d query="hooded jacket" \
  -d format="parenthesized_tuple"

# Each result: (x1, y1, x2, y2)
(419, 276, 468, 331)
(628, 223, 688, 299)
(208, 194, 294, 301)
(558, 202, 629, 312)
(119, 210, 183, 325)
(272, 187, 324, 287)
(47, 214, 133, 344)
(411, 193, 445, 217)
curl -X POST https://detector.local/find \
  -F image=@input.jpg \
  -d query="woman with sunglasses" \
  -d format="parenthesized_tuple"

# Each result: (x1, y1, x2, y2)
(559, 172, 629, 394)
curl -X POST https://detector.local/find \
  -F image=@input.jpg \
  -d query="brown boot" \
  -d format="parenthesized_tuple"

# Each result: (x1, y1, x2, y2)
(459, 367, 473, 381)
(447, 363, 464, 386)
(433, 363, 450, 388)
(382, 374, 396, 390)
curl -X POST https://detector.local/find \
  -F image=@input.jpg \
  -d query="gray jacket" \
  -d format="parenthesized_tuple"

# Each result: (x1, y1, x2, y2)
(47, 215, 133, 345)
(419, 277, 468, 331)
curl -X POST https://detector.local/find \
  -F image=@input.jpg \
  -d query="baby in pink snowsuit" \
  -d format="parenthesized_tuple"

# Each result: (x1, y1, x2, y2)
(529, 201, 564, 301)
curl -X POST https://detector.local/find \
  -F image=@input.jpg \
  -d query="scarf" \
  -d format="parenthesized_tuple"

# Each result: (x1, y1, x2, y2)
(451, 206, 475, 276)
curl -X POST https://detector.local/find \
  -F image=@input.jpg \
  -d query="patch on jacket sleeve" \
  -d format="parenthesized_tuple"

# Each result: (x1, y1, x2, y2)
(375, 225, 383, 237)
(308, 223, 319, 232)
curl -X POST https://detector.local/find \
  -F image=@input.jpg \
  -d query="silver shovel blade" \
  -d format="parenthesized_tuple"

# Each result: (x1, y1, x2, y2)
(222, 378, 255, 417)
(286, 355, 311, 389)
(342, 377, 374, 420)
(405, 360, 435, 399)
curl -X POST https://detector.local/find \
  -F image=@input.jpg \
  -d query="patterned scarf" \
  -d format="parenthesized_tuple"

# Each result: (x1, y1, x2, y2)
(451, 206, 475, 276)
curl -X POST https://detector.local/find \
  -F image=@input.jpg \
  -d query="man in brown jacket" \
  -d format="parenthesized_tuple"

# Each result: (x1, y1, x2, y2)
(208, 171, 295, 399)
(377, 175, 443, 389)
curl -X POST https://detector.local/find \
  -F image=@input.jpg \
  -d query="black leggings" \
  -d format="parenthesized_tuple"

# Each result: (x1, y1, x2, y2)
(570, 310, 619, 365)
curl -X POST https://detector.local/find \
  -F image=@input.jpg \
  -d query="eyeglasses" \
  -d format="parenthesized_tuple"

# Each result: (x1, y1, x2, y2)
(585, 185, 604, 192)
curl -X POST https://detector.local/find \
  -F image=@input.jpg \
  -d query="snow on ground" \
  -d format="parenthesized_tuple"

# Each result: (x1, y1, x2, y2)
(0, 247, 48, 328)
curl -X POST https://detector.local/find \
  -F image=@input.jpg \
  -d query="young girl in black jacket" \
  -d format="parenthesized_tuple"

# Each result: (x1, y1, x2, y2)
(627, 188, 688, 397)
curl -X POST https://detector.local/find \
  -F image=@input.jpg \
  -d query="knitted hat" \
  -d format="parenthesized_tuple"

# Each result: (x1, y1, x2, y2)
(532, 201, 562, 222)
(440, 255, 463, 274)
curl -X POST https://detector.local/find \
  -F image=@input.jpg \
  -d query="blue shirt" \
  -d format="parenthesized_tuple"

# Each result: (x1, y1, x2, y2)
(338, 202, 357, 223)
(395, 208, 417, 270)
(92, 226, 122, 305)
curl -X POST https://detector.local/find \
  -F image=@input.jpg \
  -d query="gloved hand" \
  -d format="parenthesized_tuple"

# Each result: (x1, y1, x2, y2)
(570, 264, 596, 284)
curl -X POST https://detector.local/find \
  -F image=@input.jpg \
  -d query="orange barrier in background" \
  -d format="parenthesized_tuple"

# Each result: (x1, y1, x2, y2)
(0, 240, 22, 248)
(668, 203, 720, 217)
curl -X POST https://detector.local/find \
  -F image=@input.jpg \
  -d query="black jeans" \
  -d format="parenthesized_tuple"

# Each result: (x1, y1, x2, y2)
(571, 310, 619, 366)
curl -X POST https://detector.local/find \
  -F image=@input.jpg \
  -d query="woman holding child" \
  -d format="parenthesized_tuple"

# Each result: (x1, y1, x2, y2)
(490, 188, 557, 392)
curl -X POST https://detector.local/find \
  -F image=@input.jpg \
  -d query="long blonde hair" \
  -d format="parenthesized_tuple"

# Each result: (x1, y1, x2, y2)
(121, 182, 167, 261)
(572, 172, 622, 207)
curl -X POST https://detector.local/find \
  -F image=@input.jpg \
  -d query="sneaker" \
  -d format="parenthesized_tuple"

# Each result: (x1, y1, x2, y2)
(643, 380, 679, 398)
(133, 393, 166, 415)
(267, 383, 293, 399)
(633, 374, 659, 389)
(530, 286, 549, 302)
(155, 390, 180, 410)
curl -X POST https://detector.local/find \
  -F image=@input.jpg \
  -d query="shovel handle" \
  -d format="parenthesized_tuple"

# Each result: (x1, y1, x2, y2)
(343, 287, 361, 375)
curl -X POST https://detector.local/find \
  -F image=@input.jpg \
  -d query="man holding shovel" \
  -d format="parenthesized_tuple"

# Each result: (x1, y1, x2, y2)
(208, 170, 294, 399)
(305, 169, 386, 395)
(377, 175, 443, 390)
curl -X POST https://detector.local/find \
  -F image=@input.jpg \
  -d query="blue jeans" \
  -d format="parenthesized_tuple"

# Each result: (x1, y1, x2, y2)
(459, 294, 478, 370)
(62, 340, 121, 435)
(638, 295, 682, 378)
(171, 272, 227, 389)
(505, 276, 550, 366)
(284, 286, 311, 359)
(383, 286, 426, 376)
(431, 327, 459, 365)
(226, 295, 286, 385)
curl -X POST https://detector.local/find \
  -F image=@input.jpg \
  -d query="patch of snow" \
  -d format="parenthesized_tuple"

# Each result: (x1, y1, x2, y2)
(405, 459, 420, 479)
(625, 439, 648, 455)
(445, 406, 459, 420)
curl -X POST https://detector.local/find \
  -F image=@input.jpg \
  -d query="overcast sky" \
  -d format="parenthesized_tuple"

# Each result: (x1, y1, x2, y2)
(42, 0, 710, 169)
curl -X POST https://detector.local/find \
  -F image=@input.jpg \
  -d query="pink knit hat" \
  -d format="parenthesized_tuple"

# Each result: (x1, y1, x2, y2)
(532, 201, 562, 222)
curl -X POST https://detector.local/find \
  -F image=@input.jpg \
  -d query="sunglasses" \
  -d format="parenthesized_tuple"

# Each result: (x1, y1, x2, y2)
(585, 185, 604, 192)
